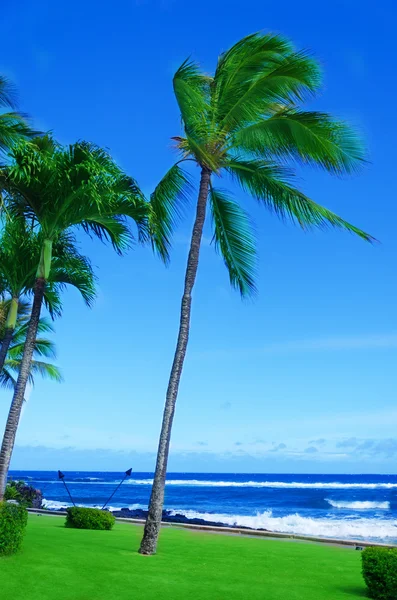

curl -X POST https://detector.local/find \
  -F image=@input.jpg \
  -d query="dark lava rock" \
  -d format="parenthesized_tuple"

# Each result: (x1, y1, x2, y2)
(110, 507, 266, 530)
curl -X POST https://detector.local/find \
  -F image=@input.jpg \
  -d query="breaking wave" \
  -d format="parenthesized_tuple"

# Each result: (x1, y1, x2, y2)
(326, 499, 390, 510)
(168, 508, 397, 540)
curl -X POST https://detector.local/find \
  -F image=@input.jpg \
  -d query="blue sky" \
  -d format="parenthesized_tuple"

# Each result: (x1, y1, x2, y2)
(1, 0, 396, 473)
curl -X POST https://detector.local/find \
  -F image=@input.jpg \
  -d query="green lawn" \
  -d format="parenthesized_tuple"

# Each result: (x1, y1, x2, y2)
(0, 514, 367, 600)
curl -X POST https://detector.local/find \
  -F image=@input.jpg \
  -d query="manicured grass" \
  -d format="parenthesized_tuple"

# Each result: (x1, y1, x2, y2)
(0, 514, 366, 599)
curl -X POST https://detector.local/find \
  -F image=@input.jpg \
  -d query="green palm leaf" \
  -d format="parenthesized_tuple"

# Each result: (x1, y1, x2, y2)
(219, 51, 321, 133)
(226, 158, 374, 241)
(0, 298, 61, 389)
(27, 360, 63, 384)
(148, 163, 192, 263)
(8, 338, 56, 359)
(0, 366, 16, 390)
(0, 76, 17, 108)
(173, 59, 212, 142)
(234, 109, 366, 173)
(210, 187, 257, 296)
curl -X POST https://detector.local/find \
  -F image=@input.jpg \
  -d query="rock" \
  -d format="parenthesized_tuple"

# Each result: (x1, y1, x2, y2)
(110, 507, 267, 530)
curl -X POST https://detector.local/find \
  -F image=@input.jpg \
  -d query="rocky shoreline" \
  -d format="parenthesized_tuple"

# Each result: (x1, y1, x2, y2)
(51, 506, 267, 530)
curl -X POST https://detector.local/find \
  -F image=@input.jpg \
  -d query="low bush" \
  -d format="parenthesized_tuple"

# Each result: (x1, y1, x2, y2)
(362, 546, 397, 600)
(4, 480, 42, 508)
(0, 501, 28, 556)
(65, 507, 115, 530)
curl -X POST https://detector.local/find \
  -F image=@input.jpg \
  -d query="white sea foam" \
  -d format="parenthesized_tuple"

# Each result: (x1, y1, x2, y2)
(42, 499, 145, 512)
(42, 499, 73, 510)
(168, 508, 397, 540)
(124, 479, 397, 490)
(326, 499, 390, 510)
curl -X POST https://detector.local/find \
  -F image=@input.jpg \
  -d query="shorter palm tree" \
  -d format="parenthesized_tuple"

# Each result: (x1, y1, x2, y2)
(0, 299, 62, 389)
(0, 134, 147, 497)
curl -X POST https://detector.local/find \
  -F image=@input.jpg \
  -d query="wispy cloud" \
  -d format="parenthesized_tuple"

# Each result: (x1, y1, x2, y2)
(261, 334, 397, 353)
(336, 437, 358, 448)
(270, 442, 287, 452)
(195, 333, 397, 360)
(309, 438, 326, 446)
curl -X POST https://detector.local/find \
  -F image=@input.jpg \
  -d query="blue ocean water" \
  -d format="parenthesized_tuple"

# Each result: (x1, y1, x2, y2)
(9, 471, 397, 543)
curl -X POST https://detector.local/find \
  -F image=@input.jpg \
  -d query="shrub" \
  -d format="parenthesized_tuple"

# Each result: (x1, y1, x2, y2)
(65, 507, 115, 530)
(0, 501, 28, 556)
(362, 546, 397, 600)
(4, 480, 42, 508)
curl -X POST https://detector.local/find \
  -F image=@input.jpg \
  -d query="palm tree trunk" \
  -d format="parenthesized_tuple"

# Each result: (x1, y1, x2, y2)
(0, 297, 19, 372)
(139, 167, 211, 555)
(0, 329, 14, 373)
(0, 279, 45, 498)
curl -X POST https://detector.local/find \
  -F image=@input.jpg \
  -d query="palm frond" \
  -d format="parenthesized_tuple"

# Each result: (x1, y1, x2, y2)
(9, 338, 56, 359)
(0, 365, 16, 390)
(0, 76, 18, 109)
(210, 186, 257, 296)
(80, 215, 132, 254)
(0, 113, 35, 153)
(214, 32, 294, 121)
(42, 284, 63, 319)
(173, 59, 213, 150)
(10, 317, 54, 345)
(27, 360, 63, 384)
(234, 109, 366, 173)
(219, 51, 322, 133)
(49, 253, 97, 308)
(148, 163, 192, 263)
(226, 158, 374, 241)
(5, 358, 62, 384)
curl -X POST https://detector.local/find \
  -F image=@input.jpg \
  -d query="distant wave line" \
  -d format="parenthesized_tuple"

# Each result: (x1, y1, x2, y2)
(29, 479, 397, 490)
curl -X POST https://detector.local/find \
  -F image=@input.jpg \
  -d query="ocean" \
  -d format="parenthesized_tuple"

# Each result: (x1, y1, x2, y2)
(9, 471, 397, 543)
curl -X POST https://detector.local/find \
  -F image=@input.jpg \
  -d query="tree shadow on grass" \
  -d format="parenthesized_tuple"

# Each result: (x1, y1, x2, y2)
(337, 585, 368, 598)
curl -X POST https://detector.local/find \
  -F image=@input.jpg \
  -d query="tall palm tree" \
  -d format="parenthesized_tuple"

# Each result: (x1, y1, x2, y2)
(0, 299, 62, 389)
(0, 76, 33, 154)
(139, 32, 374, 554)
(0, 134, 143, 496)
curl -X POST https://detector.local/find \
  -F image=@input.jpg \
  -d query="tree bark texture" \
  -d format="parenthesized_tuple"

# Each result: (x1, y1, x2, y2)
(0, 328, 14, 373)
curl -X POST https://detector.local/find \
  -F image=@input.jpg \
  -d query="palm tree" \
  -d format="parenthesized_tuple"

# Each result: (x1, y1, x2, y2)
(0, 217, 95, 373)
(0, 76, 33, 154)
(0, 299, 62, 389)
(0, 134, 143, 496)
(139, 32, 374, 554)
